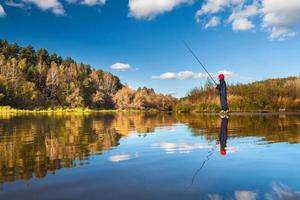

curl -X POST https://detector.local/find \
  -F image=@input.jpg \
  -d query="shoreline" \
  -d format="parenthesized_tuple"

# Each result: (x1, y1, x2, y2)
(193, 112, 300, 116)
(0, 106, 299, 115)
(0, 106, 164, 114)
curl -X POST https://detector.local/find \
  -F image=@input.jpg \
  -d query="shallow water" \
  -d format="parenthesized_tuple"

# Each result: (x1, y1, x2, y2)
(0, 113, 300, 200)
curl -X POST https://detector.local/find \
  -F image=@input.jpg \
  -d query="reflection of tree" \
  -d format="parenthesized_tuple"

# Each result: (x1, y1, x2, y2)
(1, 113, 299, 184)
(176, 113, 300, 144)
(0, 113, 175, 183)
(112, 112, 175, 136)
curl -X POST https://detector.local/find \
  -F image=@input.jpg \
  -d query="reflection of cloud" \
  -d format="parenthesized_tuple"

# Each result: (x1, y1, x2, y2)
(109, 154, 131, 162)
(266, 183, 300, 200)
(207, 183, 300, 200)
(209, 191, 257, 200)
(152, 142, 213, 154)
(109, 152, 139, 162)
(235, 191, 257, 200)
(226, 146, 237, 154)
(208, 194, 223, 200)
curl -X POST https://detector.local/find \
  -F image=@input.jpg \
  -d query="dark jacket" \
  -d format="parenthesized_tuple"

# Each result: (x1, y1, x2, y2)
(216, 80, 228, 111)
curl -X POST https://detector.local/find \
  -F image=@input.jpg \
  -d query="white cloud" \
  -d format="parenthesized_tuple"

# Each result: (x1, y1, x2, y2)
(217, 70, 234, 76)
(5, 1, 25, 8)
(232, 18, 255, 31)
(152, 71, 208, 80)
(197, 0, 300, 40)
(153, 70, 234, 80)
(228, 4, 259, 22)
(129, 0, 194, 20)
(196, 0, 259, 30)
(269, 27, 296, 40)
(6, 0, 106, 16)
(262, 0, 300, 40)
(205, 16, 220, 28)
(195, 0, 230, 23)
(66, 0, 106, 6)
(0, 4, 6, 17)
(23, 0, 65, 15)
(177, 71, 199, 80)
(228, 4, 259, 31)
(152, 72, 177, 79)
(110, 62, 131, 71)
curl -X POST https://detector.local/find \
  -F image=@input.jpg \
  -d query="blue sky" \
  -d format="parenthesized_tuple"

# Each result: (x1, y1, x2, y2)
(0, 0, 300, 97)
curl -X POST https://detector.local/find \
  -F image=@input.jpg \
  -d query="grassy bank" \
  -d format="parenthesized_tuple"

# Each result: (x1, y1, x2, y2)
(0, 106, 116, 114)
(175, 77, 300, 113)
(0, 106, 163, 114)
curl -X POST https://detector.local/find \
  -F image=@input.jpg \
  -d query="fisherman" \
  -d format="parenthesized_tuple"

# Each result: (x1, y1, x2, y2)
(216, 74, 229, 113)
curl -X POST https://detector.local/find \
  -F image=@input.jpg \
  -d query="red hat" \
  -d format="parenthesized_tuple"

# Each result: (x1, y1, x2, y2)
(220, 148, 227, 156)
(218, 74, 225, 80)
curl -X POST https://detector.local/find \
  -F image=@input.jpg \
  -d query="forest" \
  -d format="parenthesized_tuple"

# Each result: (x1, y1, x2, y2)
(1, 40, 299, 113)
(175, 77, 300, 112)
(0, 40, 175, 111)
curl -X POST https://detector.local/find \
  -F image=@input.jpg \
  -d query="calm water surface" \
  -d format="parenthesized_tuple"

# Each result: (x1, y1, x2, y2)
(0, 113, 300, 200)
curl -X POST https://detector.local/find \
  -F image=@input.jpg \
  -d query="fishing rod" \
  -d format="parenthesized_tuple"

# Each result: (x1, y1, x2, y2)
(183, 41, 218, 85)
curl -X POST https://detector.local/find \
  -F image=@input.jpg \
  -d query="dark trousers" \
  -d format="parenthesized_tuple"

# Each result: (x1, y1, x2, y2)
(220, 95, 228, 111)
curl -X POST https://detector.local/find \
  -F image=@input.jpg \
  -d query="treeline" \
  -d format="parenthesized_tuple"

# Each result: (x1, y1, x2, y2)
(176, 77, 300, 112)
(0, 40, 175, 110)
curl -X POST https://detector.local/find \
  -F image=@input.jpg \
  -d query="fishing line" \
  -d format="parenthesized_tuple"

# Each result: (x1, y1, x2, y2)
(182, 40, 218, 86)
(189, 144, 217, 188)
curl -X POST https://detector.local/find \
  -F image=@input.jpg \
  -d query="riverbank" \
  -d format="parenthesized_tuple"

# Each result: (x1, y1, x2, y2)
(0, 106, 163, 114)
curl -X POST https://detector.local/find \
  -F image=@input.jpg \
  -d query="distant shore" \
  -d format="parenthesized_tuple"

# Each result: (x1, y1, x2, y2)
(1, 106, 299, 115)
(0, 106, 163, 114)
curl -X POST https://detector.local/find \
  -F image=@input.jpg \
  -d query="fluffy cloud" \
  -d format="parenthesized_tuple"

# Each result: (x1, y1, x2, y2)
(228, 4, 259, 31)
(110, 62, 131, 71)
(129, 0, 193, 20)
(197, 0, 300, 40)
(66, 0, 106, 6)
(196, 0, 258, 31)
(0, 4, 6, 17)
(152, 72, 177, 80)
(195, 0, 229, 23)
(5, 1, 25, 8)
(23, 0, 65, 15)
(217, 70, 234, 76)
(232, 18, 255, 31)
(205, 16, 220, 29)
(152, 71, 208, 80)
(262, 0, 300, 40)
(4, 0, 107, 16)
(153, 70, 234, 80)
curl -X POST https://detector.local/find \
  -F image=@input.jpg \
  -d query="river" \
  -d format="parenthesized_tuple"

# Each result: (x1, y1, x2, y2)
(0, 113, 300, 200)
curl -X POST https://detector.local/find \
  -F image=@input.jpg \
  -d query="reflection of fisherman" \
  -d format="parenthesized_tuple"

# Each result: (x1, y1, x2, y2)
(216, 74, 229, 113)
(219, 117, 228, 156)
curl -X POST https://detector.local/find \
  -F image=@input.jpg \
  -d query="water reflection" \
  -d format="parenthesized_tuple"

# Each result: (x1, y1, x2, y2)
(219, 117, 228, 156)
(0, 113, 174, 183)
(0, 112, 300, 200)
(208, 183, 300, 200)
(176, 113, 300, 144)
